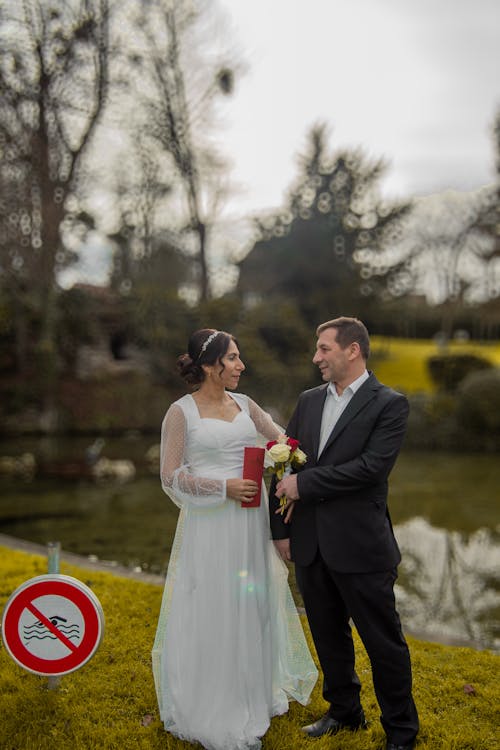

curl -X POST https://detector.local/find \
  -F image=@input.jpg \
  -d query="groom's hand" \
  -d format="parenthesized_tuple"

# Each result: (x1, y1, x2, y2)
(276, 474, 299, 501)
(273, 538, 291, 561)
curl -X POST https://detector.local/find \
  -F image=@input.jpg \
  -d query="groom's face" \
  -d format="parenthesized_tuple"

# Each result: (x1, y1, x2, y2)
(313, 328, 351, 384)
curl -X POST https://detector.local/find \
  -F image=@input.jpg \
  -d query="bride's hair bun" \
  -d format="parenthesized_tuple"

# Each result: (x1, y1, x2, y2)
(176, 353, 203, 385)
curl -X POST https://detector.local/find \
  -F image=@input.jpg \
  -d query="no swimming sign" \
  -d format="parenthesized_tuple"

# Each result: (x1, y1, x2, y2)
(1, 574, 104, 676)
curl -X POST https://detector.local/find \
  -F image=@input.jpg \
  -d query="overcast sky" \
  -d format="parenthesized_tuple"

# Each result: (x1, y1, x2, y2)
(62, 0, 500, 289)
(215, 0, 500, 217)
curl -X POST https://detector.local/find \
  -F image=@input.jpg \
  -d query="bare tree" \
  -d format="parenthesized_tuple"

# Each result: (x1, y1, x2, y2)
(124, 0, 235, 301)
(473, 109, 500, 302)
(0, 0, 111, 414)
(364, 111, 500, 336)
(108, 138, 174, 292)
(373, 185, 499, 337)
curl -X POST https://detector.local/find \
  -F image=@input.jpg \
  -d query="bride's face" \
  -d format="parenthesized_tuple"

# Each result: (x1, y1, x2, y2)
(218, 340, 245, 390)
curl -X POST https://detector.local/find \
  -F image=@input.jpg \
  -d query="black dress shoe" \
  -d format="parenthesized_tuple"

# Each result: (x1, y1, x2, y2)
(386, 742, 416, 750)
(302, 710, 367, 737)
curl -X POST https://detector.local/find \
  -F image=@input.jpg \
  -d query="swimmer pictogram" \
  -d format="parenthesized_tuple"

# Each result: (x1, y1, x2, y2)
(23, 614, 80, 643)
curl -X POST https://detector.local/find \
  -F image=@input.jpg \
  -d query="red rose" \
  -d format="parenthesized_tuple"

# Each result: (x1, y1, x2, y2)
(286, 438, 300, 451)
(266, 440, 278, 450)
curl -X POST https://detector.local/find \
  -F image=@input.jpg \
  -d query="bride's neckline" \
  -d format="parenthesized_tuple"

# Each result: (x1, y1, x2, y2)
(189, 393, 243, 423)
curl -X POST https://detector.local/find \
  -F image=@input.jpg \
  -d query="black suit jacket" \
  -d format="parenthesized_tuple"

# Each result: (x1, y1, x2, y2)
(270, 372, 407, 573)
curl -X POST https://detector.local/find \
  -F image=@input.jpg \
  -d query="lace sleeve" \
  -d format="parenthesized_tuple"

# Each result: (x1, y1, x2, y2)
(160, 403, 226, 508)
(246, 397, 284, 442)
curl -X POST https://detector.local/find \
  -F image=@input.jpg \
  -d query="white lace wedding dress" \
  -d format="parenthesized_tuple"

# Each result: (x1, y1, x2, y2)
(152, 393, 317, 750)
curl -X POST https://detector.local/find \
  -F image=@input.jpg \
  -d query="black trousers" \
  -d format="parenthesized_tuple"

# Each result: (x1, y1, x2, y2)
(295, 552, 419, 746)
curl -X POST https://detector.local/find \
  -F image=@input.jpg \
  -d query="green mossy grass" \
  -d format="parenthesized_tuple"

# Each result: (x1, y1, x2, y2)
(0, 546, 498, 750)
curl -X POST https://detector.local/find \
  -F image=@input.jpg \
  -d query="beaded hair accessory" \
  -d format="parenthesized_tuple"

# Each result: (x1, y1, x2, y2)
(196, 330, 220, 361)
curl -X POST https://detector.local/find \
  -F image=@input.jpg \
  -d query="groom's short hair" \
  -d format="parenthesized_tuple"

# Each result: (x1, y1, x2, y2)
(316, 317, 370, 361)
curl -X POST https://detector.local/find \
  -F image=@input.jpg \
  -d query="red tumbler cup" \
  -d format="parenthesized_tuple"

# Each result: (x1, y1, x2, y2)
(241, 446, 265, 507)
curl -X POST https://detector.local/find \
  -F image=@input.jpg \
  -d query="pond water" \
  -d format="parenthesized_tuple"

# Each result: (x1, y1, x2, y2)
(0, 436, 498, 653)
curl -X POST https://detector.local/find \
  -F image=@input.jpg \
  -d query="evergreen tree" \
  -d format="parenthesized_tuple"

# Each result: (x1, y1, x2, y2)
(237, 124, 411, 326)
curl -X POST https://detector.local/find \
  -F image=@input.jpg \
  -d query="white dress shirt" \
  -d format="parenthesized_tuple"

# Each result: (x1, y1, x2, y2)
(317, 370, 369, 457)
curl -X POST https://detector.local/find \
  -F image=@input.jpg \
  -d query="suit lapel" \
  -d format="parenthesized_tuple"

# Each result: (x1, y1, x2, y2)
(320, 373, 379, 455)
(309, 385, 328, 460)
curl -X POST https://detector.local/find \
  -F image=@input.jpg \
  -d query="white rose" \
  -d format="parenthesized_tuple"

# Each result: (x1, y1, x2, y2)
(292, 448, 307, 466)
(268, 443, 291, 463)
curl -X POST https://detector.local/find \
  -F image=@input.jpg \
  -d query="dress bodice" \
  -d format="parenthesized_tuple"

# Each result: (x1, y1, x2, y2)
(160, 391, 281, 509)
(183, 394, 258, 480)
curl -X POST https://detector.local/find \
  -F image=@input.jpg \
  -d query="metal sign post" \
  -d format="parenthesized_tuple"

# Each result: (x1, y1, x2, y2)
(47, 542, 61, 689)
(47, 541, 61, 573)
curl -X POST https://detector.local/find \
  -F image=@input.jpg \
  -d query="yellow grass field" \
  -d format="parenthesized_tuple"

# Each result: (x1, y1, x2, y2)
(369, 337, 500, 394)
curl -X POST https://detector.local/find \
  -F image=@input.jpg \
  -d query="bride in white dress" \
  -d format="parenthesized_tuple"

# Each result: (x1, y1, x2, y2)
(152, 329, 317, 750)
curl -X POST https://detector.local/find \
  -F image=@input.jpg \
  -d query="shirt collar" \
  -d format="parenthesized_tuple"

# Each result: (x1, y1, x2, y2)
(328, 369, 369, 398)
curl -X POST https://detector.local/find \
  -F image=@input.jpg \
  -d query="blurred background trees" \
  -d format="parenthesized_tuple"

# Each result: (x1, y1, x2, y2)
(0, 0, 111, 417)
(0, 1, 499, 437)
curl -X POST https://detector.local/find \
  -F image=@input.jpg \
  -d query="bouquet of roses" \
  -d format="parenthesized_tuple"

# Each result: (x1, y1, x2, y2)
(265, 435, 307, 514)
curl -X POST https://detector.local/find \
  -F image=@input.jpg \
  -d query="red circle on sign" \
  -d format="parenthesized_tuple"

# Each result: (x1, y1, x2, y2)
(2, 575, 104, 676)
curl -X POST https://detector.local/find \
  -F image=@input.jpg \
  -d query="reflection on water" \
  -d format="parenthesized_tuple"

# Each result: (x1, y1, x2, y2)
(395, 517, 500, 652)
(0, 440, 498, 653)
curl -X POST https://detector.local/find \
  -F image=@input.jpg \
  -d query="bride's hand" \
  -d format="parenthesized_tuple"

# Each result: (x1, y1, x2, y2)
(227, 478, 259, 503)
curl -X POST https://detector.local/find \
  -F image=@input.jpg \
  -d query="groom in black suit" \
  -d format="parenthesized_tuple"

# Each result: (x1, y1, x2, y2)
(271, 317, 419, 750)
